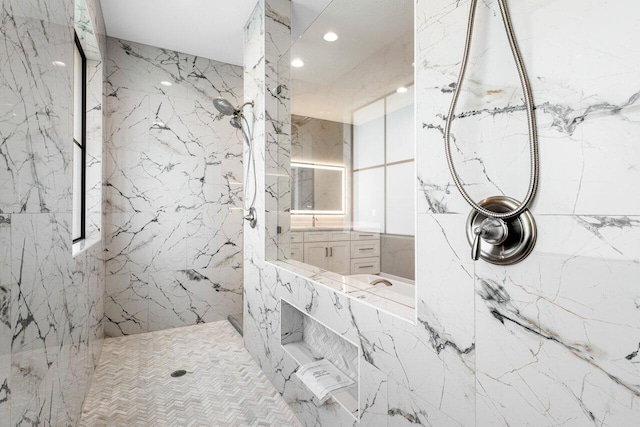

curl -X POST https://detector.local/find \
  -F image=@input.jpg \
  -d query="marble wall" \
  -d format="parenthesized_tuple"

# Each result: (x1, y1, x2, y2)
(103, 38, 245, 336)
(419, 1, 640, 425)
(244, 0, 640, 426)
(0, 0, 107, 424)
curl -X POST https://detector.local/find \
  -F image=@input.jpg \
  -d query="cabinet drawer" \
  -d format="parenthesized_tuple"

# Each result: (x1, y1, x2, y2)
(290, 232, 304, 243)
(328, 231, 350, 241)
(351, 231, 380, 241)
(303, 231, 330, 242)
(351, 240, 380, 258)
(350, 257, 380, 274)
(304, 231, 350, 242)
(290, 243, 304, 262)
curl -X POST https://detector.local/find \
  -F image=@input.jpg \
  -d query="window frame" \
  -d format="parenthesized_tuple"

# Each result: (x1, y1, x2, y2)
(72, 32, 87, 244)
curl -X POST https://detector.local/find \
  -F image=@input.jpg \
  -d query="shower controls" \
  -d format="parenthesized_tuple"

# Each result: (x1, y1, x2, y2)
(244, 207, 257, 229)
(445, 0, 540, 265)
(471, 217, 509, 261)
(466, 196, 536, 265)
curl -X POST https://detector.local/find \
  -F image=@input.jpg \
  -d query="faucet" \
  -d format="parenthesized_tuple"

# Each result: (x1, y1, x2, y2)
(370, 278, 393, 286)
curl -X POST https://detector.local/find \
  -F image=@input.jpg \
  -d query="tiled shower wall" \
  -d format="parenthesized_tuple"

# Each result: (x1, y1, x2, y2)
(244, 0, 640, 425)
(103, 38, 245, 336)
(0, 0, 107, 424)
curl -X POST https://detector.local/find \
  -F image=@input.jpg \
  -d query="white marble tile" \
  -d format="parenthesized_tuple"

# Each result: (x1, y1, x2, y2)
(104, 37, 245, 337)
(104, 87, 151, 153)
(186, 205, 243, 271)
(105, 37, 244, 104)
(0, 0, 106, 424)
(0, 13, 73, 214)
(475, 215, 640, 426)
(416, 0, 640, 217)
(104, 272, 149, 337)
(149, 93, 241, 157)
(105, 148, 205, 213)
(0, 229, 9, 423)
(10, 213, 72, 421)
(387, 376, 462, 427)
(359, 359, 388, 426)
(246, 1, 640, 426)
(0, 215, 11, 286)
(105, 211, 187, 275)
(147, 269, 242, 332)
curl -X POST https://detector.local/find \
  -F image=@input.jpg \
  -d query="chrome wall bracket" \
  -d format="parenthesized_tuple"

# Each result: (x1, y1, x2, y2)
(466, 196, 536, 265)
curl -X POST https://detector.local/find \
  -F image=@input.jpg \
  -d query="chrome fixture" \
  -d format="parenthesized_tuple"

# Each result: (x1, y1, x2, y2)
(213, 97, 258, 229)
(370, 278, 393, 287)
(445, 0, 539, 264)
(244, 207, 257, 229)
(467, 196, 536, 265)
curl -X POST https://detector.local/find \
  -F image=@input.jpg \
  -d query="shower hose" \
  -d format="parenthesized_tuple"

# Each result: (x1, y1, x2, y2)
(240, 115, 257, 212)
(444, 0, 539, 220)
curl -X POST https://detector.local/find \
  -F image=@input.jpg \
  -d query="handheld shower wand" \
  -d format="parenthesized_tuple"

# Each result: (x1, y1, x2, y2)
(444, 0, 538, 264)
(213, 97, 258, 228)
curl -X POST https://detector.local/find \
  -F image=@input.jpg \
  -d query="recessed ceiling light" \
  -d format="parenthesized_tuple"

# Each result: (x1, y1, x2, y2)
(396, 86, 408, 94)
(52, 61, 66, 67)
(291, 58, 305, 68)
(160, 81, 173, 87)
(323, 32, 338, 42)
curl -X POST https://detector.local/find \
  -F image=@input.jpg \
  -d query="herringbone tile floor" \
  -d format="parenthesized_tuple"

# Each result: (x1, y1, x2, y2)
(80, 321, 301, 426)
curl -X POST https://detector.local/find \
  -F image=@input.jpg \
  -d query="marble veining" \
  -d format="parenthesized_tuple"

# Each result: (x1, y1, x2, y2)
(0, 0, 107, 424)
(243, 0, 640, 426)
(104, 37, 245, 337)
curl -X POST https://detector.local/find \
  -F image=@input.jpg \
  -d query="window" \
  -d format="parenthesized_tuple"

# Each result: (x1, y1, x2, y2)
(72, 32, 87, 242)
(352, 86, 415, 235)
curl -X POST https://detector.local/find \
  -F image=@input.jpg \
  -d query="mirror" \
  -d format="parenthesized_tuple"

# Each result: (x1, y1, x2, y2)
(291, 163, 345, 214)
(270, 0, 416, 313)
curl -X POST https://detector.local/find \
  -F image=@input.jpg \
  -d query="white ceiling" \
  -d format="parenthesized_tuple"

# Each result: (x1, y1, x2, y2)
(289, 0, 414, 123)
(101, 0, 413, 123)
(101, 0, 328, 66)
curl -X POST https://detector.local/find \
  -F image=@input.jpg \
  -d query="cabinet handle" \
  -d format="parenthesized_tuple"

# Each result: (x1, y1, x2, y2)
(358, 265, 374, 269)
(325, 247, 328, 257)
(359, 234, 373, 237)
(330, 247, 333, 257)
(359, 248, 374, 251)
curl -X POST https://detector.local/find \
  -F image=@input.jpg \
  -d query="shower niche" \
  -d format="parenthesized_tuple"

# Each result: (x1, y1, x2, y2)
(268, 0, 417, 318)
(280, 300, 360, 420)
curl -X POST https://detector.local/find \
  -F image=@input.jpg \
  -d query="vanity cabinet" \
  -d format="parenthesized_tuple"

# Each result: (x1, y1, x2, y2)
(303, 241, 351, 275)
(290, 243, 304, 262)
(291, 230, 380, 275)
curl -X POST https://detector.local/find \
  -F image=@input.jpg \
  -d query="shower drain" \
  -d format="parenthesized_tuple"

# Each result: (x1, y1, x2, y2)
(170, 370, 187, 378)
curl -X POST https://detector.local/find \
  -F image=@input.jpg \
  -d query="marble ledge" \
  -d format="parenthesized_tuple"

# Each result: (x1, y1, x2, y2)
(269, 260, 416, 322)
(290, 227, 350, 232)
(72, 237, 102, 258)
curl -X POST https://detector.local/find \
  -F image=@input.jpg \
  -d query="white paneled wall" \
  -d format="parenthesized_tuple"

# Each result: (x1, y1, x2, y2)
(353, 167, 385, 231)
(353, 100, 385, 169)
(386, 86, 415, 163)
(353, 87, 415, 235)
(386, 162, 415, 236)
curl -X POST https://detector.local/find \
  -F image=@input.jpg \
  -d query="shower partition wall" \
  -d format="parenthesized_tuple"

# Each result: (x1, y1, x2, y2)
(0, 0, 107, 424)
(244, 0, 640, 425)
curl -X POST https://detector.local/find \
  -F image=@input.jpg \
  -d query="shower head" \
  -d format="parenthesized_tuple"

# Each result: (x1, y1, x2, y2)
(213, 97, 238, 116)
(230, 116, 242, 129)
